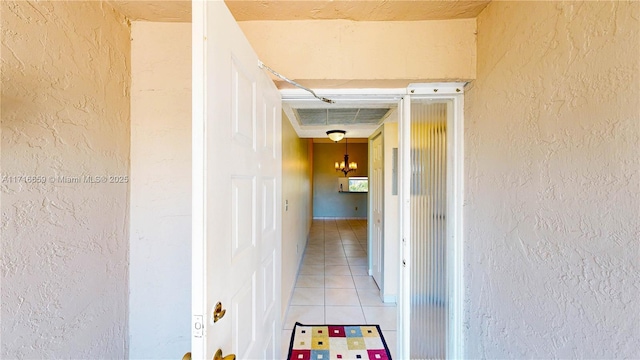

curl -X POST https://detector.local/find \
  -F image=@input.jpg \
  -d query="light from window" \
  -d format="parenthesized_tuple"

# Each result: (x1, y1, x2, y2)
(348, 177, 368, 193)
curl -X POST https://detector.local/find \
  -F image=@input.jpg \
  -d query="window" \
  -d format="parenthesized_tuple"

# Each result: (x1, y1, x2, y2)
(348, 177, 368, 192)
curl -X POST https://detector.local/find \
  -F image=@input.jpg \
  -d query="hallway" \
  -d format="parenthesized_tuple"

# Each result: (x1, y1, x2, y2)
(281, 219, 397, 358)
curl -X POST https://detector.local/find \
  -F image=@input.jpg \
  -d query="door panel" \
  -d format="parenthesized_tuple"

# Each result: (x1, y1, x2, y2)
(192, 2, 281, 359)
(233, 275, 256, 358)
(231, 59, 256, 147)
(262, 251, 276, 314)
(262, 178, 276, 233)
(232, 177, 256, 257)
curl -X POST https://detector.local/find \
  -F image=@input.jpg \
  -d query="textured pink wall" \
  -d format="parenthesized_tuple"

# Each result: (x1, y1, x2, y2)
(1, 1, 130, 357)
(464, 1, 639, 357)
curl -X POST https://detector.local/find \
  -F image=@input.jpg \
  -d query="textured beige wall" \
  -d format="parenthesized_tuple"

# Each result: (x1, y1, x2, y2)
(129, 21, 191, 359)
(1, 1, 131, 358)
(281, 113, 313, 318)
(464, 1, 640, 357)
(239, 19, 476, 88)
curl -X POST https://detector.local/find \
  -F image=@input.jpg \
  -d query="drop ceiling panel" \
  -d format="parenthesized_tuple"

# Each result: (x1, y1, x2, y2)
(295, 108, 390, 126)
(355, 108, 391, 123)
(296, 109, 327, 125)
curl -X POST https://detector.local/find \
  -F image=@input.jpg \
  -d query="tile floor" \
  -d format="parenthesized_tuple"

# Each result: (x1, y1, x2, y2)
(281, 219, 397, 359)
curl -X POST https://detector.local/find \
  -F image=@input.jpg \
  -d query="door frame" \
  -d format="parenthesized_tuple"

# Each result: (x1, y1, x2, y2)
(191, 0, 206, 356)
(281, 83, 465, 359)
(398, 83, 465, 359)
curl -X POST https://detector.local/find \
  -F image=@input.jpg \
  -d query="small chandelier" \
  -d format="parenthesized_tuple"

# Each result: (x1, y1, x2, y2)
(334, 138, 357, 177)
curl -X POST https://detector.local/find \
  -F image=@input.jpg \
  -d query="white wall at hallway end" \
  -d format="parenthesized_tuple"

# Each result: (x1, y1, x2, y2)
(1, 2, 130, 358)
(464, 1, 639, 357)
(281, 112, 313, 318)
(129, 21, 192, 359)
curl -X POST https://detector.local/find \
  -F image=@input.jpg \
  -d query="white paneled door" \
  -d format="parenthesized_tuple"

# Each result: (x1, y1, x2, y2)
(370, 131, 384, 289)
(192, 2, 282, 359)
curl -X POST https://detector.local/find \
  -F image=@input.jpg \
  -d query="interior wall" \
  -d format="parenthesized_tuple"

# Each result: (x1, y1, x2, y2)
(464, 1, 640, 357)
(382, 121, 399, 302)
(129, 21, 192, 359)
(238, 19, 476, 88)
(313, 142, 368, 218)
(1, 1, 131, 358)
(281, 113, 313, 317)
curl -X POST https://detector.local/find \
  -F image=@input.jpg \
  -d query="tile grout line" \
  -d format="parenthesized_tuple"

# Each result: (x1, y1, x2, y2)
(323, 219, 327, 324)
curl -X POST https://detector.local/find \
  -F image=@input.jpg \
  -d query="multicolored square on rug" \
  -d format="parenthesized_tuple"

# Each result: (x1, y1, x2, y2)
(287, 322, 392, 360)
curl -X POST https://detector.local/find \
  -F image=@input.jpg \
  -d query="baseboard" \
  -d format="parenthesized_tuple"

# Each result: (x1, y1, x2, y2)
(312, 216, 367, 220)
(382, 294, 397, 304)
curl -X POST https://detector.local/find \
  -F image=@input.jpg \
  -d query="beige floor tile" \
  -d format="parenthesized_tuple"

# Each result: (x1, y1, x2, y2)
(325, 288, 361, 306)
(343, 244, 363, 252)
(302, 257, 324, 266)
(357, 288, 395, 307)
(353, 275, 379, 290)
(325, 306, 366, 324)
(304, 254, 324, 261)
(324, 242, 345, 249)
(350, 266, 368, 276)
(347, 257, 368, 266)
(340, 238, 359, 244)
(295, 275, 324, 288)
(305, 244, 324, 252)
(324, 247, 346, 254)
(345, 249, 366, 257)
(381, 330, 397, 359)
(325, 256, 349, 265)
(325, 275, 355, 289)
(291, 287, 325, 306)
(324, 265, 351, 275)
(299, 264, 324, 275)
(284, 305, 324, 329)
(324, 252, 347, 260)
(362, 306, 397, 330)
(281, 329, 293, 359)
(338, 233, 354, 238)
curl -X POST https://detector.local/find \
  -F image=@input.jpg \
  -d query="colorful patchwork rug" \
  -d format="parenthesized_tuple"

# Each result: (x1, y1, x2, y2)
(287, 322, 392, 360)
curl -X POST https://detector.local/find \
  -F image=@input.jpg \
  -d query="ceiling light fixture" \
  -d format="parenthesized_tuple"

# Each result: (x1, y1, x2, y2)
(326, 130, 346, 142)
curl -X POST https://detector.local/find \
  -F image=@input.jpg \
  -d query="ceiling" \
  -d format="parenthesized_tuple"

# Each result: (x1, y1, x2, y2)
(281, 90, 402, 138)
(108, 1, 490, 22)
(107, 1, 191, 22)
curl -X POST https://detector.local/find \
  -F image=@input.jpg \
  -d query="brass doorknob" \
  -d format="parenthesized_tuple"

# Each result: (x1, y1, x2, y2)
(182, 352, 191, 360)
(214, 349, 236, 360)
(213, 302, 226, 323)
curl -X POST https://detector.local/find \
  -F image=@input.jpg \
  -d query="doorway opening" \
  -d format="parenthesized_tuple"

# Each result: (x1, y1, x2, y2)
(280, 91, 401, 357)
(278, 85, 464, 359)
